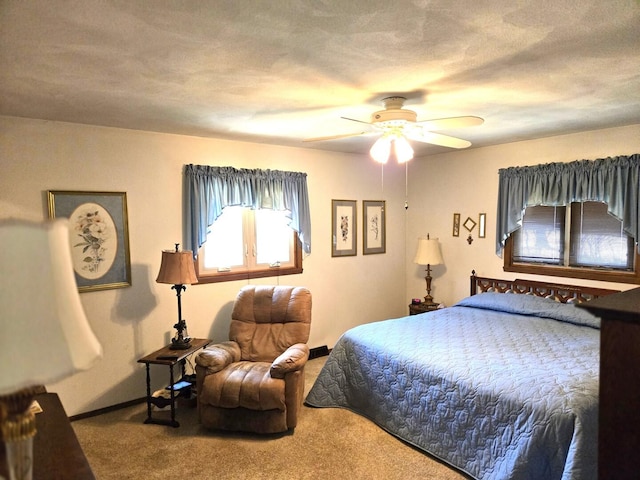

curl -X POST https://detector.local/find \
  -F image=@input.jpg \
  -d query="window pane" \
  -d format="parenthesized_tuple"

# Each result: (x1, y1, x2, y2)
(255, 209, 291, 265)
(203, 206, 245, 270)
(569, 202, 634, 270)
(513, 205, 565, 264)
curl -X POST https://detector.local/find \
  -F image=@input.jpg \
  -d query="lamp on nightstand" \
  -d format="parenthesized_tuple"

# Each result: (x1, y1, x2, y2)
(0, 219, 103, 480)
(156, 244, 198, 350)
(414, 235, 444, 307)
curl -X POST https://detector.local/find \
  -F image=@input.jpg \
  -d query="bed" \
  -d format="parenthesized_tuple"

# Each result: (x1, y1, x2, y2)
(305, 273, 619, 480)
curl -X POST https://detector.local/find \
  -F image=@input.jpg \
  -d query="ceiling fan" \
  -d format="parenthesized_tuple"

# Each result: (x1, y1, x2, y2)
(304, 96, 483, 163)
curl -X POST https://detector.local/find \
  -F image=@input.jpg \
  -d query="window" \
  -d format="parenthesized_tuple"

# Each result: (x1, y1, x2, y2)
(505, 202, 639, 283)
(195, 207, 302, 283)
(184, 165, 311, 268)
(512, 205, 565, 265)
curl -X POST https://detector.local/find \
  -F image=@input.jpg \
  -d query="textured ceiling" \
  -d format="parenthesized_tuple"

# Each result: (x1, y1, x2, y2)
(2, 1, 640, 157)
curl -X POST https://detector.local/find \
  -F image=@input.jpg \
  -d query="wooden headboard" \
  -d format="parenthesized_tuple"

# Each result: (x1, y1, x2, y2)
(470, 270, 620, 303)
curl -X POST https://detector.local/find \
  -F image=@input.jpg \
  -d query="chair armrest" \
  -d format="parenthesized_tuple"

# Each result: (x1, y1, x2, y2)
(270, 343, 310, 379)
(195, 341, 241, 374)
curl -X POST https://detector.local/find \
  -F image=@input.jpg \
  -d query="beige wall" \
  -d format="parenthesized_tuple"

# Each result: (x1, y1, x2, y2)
(406, 124, 640, 306)
(1, 115, 639, 416)
(0, 116, 408, 415)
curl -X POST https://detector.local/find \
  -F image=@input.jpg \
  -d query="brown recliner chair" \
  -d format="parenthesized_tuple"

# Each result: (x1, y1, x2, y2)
(195, 285, 312, 434)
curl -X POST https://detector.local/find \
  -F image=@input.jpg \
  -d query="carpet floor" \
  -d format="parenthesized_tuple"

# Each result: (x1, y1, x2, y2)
(73, 356, 470, 479)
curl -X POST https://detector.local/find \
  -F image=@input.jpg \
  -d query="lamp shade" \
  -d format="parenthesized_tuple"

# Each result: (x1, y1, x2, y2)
(156, 248, 198, 285)
(414, 236, 444, 266)
(0, 219, 103, 395)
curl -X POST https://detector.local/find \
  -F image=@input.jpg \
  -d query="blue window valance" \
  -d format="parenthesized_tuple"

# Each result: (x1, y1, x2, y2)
(496, 154, 640, 255)
(184, 165, 311, 257)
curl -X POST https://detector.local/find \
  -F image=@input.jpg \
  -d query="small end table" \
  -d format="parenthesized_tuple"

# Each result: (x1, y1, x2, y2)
(137, 338, 210, 427)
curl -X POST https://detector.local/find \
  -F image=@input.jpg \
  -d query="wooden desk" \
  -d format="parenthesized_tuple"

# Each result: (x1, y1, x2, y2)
(0, 392, 95, 480)
(137, 338, 210, 427)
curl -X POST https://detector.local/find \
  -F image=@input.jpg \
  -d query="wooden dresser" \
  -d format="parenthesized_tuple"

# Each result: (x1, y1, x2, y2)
(579, 287, 640, 480)
(0, 392, 95, 479)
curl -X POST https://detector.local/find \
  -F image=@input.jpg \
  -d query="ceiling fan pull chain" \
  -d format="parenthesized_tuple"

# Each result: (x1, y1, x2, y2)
(404, 162, 409, 210)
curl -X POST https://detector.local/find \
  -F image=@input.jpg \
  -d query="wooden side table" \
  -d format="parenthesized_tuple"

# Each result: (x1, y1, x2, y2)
(137, 338, 210, 427)
(409, 302, 440, 315)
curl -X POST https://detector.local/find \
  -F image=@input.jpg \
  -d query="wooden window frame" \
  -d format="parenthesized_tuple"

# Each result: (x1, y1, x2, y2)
(194, 208, 303, 285)
(504, 236, 640, 285)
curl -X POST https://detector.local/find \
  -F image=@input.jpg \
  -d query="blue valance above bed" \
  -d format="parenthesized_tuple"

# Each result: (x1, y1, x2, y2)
(496, 153, 640, 255)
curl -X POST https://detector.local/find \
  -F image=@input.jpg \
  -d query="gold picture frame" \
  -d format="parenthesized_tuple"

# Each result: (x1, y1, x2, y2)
(331, 199, 357, 257)
(452, 213, 461, 237)
(464, 216, 477, 232)
(47, 190, 132, 292)
(363, 200, 386, 255)
(479, 213, 487, 238)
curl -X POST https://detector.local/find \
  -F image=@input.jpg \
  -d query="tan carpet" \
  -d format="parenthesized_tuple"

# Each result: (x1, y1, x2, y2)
(73, 357, 470, 480)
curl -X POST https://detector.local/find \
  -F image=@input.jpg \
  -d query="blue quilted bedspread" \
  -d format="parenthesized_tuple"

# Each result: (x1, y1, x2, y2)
(305, 293, 601, 480)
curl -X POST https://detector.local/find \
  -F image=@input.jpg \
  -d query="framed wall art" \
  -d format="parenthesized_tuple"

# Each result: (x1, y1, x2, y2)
(452, 213, 461, 237)
(479, 213, 487, 238)
(47, 190, 132, 292)
(331, 199, 357, 257)
(463, 216, 477, 232)
(363, 200, 385, 255)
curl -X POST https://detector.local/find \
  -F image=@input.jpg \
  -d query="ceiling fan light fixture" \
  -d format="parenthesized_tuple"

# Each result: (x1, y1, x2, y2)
(394, 134, 414, 163)
(305, 94, 482, 157)
(370, 135, 392, 163)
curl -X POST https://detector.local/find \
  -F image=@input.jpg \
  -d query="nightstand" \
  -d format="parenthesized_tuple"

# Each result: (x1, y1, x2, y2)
(138, 338, 210, 427)
(409, 302, 440, 315)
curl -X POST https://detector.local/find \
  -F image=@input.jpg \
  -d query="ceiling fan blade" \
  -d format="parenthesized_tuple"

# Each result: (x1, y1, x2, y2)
(407, 130, 472, 149)
(340, 116, 373, 125)
(303, 131, 369, 142)
(416, 116, 484, 130)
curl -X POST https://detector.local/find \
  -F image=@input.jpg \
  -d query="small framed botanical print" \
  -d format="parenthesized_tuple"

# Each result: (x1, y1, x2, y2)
(452, 213, 461, 237)
(331, 199, 357, 257)
(363, 200, 385, 255)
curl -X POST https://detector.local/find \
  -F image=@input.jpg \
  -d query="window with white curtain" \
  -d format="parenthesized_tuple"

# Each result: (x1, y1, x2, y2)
(198, 206, 298, 280)
(184, 165, 308, 283)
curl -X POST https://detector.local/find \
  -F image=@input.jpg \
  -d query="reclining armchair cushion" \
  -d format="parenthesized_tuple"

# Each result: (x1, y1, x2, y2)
(230, 285, 311, 362)
(270, 343, 309, 379)
(195, 341, 241, 374)
(199, 361, 285, 411)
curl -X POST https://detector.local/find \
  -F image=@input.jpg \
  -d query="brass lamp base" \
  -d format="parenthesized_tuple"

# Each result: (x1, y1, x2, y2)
(170, 336, 192, 350)
(169, 319, 191, 350)
(423, 294, 438, 307)
(1, 386, 39, 480)
(422, 264, 438, 307)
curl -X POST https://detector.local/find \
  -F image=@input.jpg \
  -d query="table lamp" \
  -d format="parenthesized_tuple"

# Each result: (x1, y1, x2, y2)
(414, 235, 444, 306)
(0, 219, 103, 480)
(155, 244, 198, 350)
